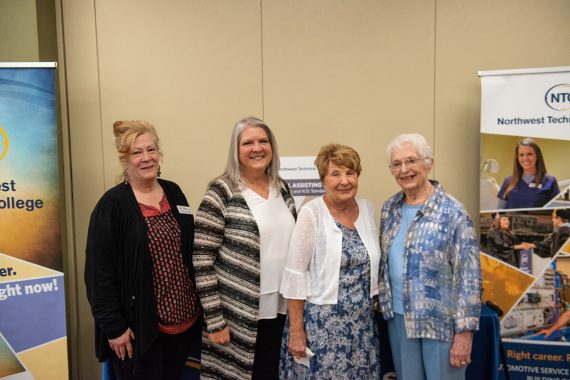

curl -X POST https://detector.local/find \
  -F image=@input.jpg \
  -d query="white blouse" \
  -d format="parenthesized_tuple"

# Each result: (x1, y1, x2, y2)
(242, 185, 296, 319)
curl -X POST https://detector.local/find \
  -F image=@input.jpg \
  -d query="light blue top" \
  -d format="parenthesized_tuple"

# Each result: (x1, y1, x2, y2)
(378, 181, 482, 342)
(388, 203, 421, 314)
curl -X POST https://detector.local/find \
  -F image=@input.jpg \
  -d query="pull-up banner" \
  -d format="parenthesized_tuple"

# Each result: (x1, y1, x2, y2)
(481, 67, 570, 140)
(479, 66, 570, 380)
(0, 63, 68, 379)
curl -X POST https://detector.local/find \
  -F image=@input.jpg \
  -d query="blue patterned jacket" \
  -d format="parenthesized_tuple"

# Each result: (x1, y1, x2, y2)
(378, 181, 481, 342)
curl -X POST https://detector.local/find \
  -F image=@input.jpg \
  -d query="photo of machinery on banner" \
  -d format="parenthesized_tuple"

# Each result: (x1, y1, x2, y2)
(0, 63, 68, 380)
(479, 67, 570, 380)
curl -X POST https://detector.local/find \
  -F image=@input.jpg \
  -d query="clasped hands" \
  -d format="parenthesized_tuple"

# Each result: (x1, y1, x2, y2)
(517, 242, 536, 250)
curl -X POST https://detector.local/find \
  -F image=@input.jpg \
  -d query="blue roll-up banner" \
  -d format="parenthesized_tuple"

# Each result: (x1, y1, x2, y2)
(0, 63, 68, 379)
(479, 66, 570, 380)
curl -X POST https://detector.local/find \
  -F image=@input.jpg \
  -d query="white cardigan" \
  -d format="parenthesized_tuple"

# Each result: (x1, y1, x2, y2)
(280, 196, 380, 304)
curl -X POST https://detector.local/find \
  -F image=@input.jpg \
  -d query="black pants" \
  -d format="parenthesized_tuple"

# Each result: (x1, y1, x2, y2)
(252, 313, 286, 380)
(110, 318, 202, 380)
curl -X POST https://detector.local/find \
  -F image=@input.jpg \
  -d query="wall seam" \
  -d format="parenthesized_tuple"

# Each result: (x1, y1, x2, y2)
(55, 0, 79, 378)
(260, 0, 265, 119)
(432, 0, 438, 179)
(93, 0, 107, 189)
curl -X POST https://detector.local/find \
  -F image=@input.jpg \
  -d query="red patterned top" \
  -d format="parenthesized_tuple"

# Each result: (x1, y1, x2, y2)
(140, 195, 200, 334)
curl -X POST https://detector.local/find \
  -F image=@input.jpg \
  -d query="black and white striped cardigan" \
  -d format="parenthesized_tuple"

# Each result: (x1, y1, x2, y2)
(193, 178, 296, 380)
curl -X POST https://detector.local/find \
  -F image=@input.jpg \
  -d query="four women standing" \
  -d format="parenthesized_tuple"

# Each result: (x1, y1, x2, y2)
(86, 119, 482, 379)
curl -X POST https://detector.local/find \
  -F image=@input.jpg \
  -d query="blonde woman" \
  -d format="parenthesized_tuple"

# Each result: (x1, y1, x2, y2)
(85, 120, 202, 379)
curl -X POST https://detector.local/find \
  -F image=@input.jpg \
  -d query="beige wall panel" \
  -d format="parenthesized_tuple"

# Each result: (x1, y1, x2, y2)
(36, 0, 58, 61)
(95, 0, 263, 207)
(262, 0, 436, 205)
(60, 0, 105, 378)
(0, 0, 39, 61)
(435, 0, 570, 218)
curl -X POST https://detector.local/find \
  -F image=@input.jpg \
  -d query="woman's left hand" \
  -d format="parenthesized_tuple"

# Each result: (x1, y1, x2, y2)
(108, 327, 135, 361)
(449, 331, 473, 368)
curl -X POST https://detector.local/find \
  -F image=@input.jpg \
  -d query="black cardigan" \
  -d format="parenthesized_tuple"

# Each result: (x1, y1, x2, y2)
(84, 179, 196, 370)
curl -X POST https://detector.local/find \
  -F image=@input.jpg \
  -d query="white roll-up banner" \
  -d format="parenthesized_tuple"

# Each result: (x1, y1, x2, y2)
(480, 66, 570, 380)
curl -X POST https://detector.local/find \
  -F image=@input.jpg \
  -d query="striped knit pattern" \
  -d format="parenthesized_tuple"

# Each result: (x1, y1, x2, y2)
(193, 179, 296, 380)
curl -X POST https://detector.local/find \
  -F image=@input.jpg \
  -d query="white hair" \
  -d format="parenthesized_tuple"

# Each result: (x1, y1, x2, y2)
(386, 133, 434, 166)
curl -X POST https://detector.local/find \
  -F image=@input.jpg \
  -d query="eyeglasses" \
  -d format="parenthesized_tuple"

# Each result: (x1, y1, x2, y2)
(389, 156, 424, 173)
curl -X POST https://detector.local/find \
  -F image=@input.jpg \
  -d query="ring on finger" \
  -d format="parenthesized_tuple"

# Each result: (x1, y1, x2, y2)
(460, 360, 467, 366)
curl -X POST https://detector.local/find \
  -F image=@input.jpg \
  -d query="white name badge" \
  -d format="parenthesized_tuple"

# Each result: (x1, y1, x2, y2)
(177, 205, 193, 215)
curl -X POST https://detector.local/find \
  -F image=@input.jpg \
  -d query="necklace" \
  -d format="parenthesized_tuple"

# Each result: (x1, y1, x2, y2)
(242, 175, 269, 199)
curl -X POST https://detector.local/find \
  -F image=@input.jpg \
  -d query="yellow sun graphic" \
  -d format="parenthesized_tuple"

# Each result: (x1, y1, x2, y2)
(0, 127, 8, 160)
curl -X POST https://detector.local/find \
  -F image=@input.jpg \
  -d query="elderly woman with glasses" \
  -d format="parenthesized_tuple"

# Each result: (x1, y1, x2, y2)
(378, 133, 481, 380)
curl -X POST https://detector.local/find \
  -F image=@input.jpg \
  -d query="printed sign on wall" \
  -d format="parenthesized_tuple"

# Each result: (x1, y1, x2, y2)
(279, 156, 324, 210)
(0, 63, 68, 380)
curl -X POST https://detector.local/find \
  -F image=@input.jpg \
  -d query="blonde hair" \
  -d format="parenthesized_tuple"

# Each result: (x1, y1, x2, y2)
(315, 144, 362, 181)
(113, 120, 161, 163)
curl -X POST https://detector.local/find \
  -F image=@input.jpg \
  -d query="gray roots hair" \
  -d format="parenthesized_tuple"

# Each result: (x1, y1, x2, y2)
(386, 133, 434, 166)
(218, 116, 283, 190)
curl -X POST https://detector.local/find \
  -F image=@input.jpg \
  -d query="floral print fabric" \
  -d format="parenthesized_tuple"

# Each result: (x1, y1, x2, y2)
(280, 222, 380, 379)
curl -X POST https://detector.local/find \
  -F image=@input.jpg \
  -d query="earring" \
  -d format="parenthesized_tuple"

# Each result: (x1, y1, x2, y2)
(123, 169, 129, 185)
(157, 165, 161, 178)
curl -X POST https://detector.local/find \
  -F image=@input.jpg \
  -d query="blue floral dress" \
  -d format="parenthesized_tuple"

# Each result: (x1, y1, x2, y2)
(280, 222, 380, 379)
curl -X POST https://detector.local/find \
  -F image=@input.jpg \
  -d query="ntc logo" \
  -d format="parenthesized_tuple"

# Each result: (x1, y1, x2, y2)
(0, 127, 8, 161)
(545, 84, 570, 111)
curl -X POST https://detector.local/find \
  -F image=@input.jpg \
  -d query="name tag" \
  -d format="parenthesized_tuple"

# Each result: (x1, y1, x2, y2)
(177, 205, 193, 215)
